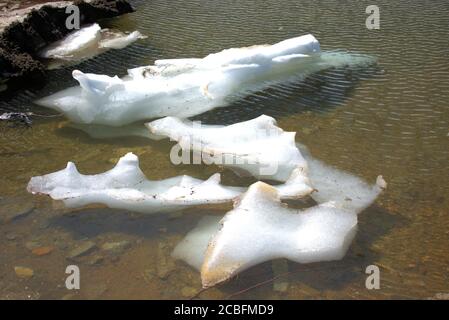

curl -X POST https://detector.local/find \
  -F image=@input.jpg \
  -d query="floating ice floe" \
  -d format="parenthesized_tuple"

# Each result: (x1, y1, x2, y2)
(38, 24, 102, 60)
(172, 150, 386, 287)
(38, 23, 145, 62)
(99, 30, 146, 50)
(27, 152, 314, 214)
(147, 115, 309, 182)
(297, 143, 387, 212)
(27, 153, 240, 214)
(200, 182, 358, 288)
(35, 34, 375, 126)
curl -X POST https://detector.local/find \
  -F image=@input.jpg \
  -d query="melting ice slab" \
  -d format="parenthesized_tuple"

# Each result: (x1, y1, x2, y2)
(147, 115, 310, 183)
(35, 34, 374, 126)
(172, 149, 387, 286)
(27, 153, 241, 214)
(298, 143, 387, 212)
(27, 153, 314, 214)
(200, 182, 358, 288)
(38, 23, 146, 62)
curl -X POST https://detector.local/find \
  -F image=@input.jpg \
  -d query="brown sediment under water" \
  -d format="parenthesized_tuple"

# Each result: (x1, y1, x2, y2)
(0, 0, 448, 299)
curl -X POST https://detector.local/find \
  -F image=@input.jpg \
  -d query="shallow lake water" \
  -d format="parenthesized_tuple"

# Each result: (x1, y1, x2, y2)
(0, 0, 448, 299)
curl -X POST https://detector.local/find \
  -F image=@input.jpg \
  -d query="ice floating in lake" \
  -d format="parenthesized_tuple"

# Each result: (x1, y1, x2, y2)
(27, 153, 241, 214)
(38, 24, 102, 60)
(297, 143, 387, 212)
(147, 115, 310, 183)
(35, 34, 375, 126)
(27, 152, 315, 214)
(200, 182, 358, 288)
(172, 149, 387, 285)
(38, 23, 145, 62)
(99, 30, 146, 49)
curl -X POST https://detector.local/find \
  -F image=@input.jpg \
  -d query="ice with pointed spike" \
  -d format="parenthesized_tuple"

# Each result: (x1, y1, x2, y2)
(200, 182, 358, 288)
(27, 153, 314, 214)
(147, 115, 310, 183)
(35, 35, 375, 126)
(27, 153, 241, 214)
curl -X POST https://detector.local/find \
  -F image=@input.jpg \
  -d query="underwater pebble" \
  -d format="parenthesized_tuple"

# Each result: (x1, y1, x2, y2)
(14, 266, 34, 279)
(101, 240, 131, 255)
(32, 246, 54, 256)
(67, 241, 96, 260)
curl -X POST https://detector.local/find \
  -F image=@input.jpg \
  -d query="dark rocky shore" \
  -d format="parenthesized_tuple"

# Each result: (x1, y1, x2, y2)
(0, 0, 134, 90)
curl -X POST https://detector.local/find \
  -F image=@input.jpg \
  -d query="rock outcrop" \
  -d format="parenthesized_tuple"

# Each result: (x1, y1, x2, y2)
(0, 0, 134, 88)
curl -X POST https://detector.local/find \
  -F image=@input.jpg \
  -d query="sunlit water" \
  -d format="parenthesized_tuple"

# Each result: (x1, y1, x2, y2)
(0, 0, 448, 299)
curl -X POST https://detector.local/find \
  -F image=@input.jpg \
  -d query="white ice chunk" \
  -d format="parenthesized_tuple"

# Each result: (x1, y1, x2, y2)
(35, 35, 375, 126)
(26, 153, 241, 214)
(172, 148, 386, 282)
(298, 144, 386, 212)
(98, 30, 146, 49)
(200, 182, 358, 288)
(26, 152, 314, 214)
(38, 24, 102, 60)
(146, 115, 310, 183)
(38, 24, 145, 65)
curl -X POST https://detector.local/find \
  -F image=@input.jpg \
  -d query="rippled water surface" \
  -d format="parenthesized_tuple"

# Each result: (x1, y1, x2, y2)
(0, 0, 448, 299)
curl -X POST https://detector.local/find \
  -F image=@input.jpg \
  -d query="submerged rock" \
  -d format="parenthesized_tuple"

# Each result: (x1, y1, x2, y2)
(67, 241, 96, 259)
(101, 240, 131, 255)
(14, 266, 34, 279)
(31, 246, 54, 256)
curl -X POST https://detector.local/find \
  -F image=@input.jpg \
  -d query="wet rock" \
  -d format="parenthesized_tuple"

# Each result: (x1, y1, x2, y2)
(14, 266, 34, 279)
(31, 246, 53, 256)
(0, 0, 134, 90)
(67, 241, 96, 260)
(101, 240, 131, 255)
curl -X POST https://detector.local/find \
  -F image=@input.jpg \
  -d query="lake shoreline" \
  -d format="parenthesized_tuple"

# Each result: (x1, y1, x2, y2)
(0, 0, 134, 92)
